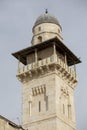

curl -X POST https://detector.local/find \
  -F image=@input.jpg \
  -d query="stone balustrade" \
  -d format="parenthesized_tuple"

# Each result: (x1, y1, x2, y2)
(17, 55, 77, 80)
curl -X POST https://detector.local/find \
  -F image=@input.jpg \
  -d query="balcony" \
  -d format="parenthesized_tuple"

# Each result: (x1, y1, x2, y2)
(17, 55, 77, 82)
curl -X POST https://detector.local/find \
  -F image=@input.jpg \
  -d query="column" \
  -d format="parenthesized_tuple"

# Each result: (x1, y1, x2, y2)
(64, 53, 67, 64)
(53, 43, 57, 62)
(35, 49, 37, 62)
(29, 101, 32, 116)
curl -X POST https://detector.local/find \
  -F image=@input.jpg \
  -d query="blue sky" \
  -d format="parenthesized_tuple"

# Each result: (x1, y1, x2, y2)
(0, 0, 87, 130)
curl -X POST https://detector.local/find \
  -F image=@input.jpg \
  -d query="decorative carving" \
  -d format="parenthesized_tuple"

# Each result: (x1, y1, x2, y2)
(17, 56, 77, 87)
(32, 84, 46, 96)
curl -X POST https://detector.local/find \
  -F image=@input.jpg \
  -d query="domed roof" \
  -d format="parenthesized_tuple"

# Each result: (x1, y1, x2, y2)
(33, 10, 62, 29)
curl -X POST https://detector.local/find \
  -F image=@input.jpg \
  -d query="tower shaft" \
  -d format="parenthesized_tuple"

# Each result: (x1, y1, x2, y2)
(12, 12, 81, 130)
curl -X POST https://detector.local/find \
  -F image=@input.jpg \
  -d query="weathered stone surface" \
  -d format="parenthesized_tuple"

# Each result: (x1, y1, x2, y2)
(0, 12, 79, 130)
(32, 23, 63, 45)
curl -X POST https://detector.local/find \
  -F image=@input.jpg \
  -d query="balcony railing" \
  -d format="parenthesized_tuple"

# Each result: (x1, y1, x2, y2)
(17, 55, 77, 80)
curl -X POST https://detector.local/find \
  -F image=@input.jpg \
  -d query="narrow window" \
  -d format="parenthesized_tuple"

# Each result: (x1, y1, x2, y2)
(29, 101, 32, 116)
(68, 104, 71, 118)
(58, 29, 60, 33)
(63, 104, 65, 114)
(38, 26, 41, 31)
(39, 101, 41, 112)
(46, 96, 48, 111)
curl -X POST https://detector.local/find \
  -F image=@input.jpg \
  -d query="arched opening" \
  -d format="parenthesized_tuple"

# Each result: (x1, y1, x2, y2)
(38, 36, 42, 43)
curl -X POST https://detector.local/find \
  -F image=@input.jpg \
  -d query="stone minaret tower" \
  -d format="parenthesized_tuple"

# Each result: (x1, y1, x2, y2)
(12, 11, 81, 130)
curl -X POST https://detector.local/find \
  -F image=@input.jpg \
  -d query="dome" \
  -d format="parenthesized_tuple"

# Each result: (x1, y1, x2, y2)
(33, 10, 62, 29)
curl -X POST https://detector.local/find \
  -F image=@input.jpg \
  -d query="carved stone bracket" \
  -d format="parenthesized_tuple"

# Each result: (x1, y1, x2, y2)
(17, 58, 77, 87)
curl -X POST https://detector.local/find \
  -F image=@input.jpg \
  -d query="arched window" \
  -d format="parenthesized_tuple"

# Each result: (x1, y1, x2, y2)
(38, 36, 42, 43)
(29, 101, 32, 116)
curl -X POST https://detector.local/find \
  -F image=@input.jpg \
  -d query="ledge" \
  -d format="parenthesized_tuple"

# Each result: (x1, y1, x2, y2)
(17, 55, 77, 85)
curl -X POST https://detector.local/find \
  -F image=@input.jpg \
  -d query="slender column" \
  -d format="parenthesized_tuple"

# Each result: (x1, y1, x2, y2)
(29, 93, 32, 116)
(29, 101, 32, 116)
(53, 43, 56, 55)
(53, 43, 57, 62)
(35, 49, 37, 62)
(64, 53, 67, 64)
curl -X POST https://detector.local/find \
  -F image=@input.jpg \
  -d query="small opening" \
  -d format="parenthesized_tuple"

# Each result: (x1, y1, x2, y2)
(58, 29, 60, 33)
(38, 36, 42, 43)
(38, 26, 41, 31)
(39, 101, 41, 112)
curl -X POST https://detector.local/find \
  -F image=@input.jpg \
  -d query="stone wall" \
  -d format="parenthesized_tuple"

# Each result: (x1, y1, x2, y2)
(32, 23, 63, 45)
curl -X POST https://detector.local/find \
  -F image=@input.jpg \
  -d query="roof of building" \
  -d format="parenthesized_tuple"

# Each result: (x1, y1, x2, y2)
(0, 115, 25, 130)
(33, 10, 62, 29)
(12, 37, 81, 66)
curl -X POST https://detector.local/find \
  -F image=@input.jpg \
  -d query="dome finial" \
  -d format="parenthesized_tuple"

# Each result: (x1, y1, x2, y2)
(45, 9, 48, 14)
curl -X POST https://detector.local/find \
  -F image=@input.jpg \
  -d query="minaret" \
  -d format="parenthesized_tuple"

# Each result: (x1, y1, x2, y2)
(12, 11, 81, 130)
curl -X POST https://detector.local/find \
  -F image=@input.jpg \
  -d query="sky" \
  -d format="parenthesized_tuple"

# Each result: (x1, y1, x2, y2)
(0, 0, 87, 130)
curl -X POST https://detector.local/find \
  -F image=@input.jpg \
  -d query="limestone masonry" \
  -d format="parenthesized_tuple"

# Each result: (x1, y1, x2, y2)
(0, 10, 81, 130)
